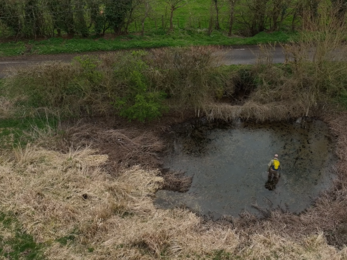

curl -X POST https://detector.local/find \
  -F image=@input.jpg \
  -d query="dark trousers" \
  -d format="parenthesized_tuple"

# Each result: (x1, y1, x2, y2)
(268, 168, 278, 180)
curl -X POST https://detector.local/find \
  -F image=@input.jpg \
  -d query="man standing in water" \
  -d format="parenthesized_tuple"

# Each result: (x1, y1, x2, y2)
(265, 154, 281, 190)
(268, 154, 281, 181)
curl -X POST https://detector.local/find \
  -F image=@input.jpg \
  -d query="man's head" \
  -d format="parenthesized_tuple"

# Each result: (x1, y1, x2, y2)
(274, 154, 279, 158)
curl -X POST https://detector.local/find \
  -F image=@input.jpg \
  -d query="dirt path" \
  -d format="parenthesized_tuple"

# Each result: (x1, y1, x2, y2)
(0, 46, 286, 78)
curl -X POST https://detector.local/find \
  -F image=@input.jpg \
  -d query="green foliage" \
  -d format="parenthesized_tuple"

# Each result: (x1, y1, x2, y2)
(105, 0, 133, 34)
(116, 90, 167, 122)
(0, 213, 44, 260)
(0, 0, 302, 42)
(3, 48, 230, 120)
(74, 56, 103, 84)
(0, 30, 296, 57)
(0, 0, 22, 36)
(24, 0, 44, 37)
(47, 0, 75, 36)
(112, 51, 167, 122)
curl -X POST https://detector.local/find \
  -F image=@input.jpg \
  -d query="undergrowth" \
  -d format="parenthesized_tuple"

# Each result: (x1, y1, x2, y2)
(4, 47, 227, 122)
(4, 43, 347, 123)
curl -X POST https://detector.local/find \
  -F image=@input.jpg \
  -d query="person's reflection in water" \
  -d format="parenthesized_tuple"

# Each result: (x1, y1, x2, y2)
(265, 174, 280, 190)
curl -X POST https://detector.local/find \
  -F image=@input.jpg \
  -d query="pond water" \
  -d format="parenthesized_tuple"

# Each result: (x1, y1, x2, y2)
(155, 119, 336, 218)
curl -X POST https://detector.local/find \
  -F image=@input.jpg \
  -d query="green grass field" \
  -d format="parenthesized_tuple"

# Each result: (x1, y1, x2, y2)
(0, 30, 296, 57)
(0, 0, 299, 57)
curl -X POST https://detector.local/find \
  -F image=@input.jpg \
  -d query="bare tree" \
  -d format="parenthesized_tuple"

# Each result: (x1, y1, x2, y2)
(239, 0, 270, 36)
(228, 0, 238, 36)
(162, 0, 187, 31)
(124, 1, 138, 34)
(331, 0, 347, 23)
(290, 0, 301, 31)
(140, 0, 152, 35)
(212, 0, 220, 30)
(268, 0, 291, 31)
(300, 0, 321, 29)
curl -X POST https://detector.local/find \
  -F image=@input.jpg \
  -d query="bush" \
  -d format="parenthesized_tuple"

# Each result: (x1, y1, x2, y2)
(3, 47, 230, 121)
(112, 51, 167, 122)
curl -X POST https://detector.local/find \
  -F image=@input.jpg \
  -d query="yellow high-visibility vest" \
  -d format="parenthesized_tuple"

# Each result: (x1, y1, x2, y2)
(273, 159, 280, 170)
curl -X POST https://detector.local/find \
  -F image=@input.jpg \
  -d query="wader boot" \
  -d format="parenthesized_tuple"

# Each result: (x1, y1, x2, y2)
(268, 168, 278, 181)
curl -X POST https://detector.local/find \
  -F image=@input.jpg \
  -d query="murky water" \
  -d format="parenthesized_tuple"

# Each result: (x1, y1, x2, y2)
(155, 119, 336, 218)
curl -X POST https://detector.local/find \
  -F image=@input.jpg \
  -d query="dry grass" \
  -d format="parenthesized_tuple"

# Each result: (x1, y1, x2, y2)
(0, 130, 346, 259)
(204, 100, 309, 121)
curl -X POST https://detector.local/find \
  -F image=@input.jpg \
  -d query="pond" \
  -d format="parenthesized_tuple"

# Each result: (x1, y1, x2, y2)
(155, 119, 336, 218)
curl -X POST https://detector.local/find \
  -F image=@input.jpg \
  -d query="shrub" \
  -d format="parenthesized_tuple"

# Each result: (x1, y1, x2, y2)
(146, 47, 226, 112)
(4, 47, 229, 120)
(112, 51, 167, 122)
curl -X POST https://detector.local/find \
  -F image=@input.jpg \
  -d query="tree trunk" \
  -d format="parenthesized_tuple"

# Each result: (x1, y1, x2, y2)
(124, 7, 135, 34)
(332, 0, 347, 24)
(25, 0, 44, 37)
(75, 0, 89, 37)
(291, 9, 297, 32)
(65, 0, 75, 37)
(169, 6, 174, 31)
(228, 0, 236, 36)
(213, 0, 220, 30)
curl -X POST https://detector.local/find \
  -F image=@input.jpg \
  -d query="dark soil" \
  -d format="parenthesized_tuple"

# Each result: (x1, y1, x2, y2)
(55, 113, 196, 192)
(326, 222, 347, 249)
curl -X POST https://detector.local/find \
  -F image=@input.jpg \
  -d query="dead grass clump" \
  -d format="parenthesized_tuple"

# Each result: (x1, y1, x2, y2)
(60, 122, 165, 173)
(205, 100, 309, 121)
(132, 230, 171, 258)
(160, 169, 193, 192)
